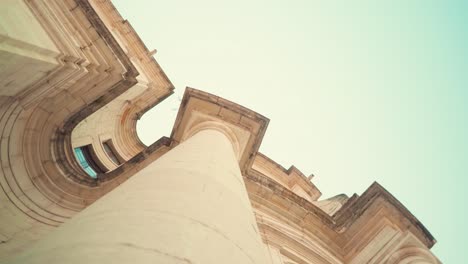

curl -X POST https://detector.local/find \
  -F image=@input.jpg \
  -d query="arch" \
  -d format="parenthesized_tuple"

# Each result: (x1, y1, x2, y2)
(182, 120, 242, 160)
(386, 246, 438, 264)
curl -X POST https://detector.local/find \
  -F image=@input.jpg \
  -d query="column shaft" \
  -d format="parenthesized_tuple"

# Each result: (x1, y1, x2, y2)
(7, 129, 269, 264)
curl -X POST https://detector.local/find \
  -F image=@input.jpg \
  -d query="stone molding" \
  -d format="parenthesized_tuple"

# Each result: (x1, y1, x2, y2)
(170, 87, 269, 174)
(245, 170, 439, 263)
(0, 0, 173, 258)
(252, 153, 322, 201)
(386, 246, 438, 264)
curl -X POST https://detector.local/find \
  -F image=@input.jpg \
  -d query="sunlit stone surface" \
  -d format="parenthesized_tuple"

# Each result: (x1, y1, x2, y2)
(0, 1, 439, 263)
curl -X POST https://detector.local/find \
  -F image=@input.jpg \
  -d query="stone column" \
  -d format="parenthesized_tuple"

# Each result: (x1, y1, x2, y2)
(7, 129, 269, 264)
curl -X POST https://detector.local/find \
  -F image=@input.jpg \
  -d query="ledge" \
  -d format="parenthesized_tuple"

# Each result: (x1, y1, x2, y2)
(245, 170, 436, 249)
(334, 182, 436, 248)
(170, 87, 269, 174)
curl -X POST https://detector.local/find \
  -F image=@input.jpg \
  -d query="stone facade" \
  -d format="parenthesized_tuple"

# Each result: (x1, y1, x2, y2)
(0, 1, 440, 263)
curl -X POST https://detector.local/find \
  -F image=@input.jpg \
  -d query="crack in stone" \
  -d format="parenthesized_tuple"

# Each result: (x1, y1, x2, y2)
(118, 242, 192, 264)
(153, 209, 257, 264)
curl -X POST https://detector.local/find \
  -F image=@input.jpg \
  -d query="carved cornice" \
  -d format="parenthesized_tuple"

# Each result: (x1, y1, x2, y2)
(245, 169, 437, 261)
(333, 182, 436, 249)
(387, 246, 439, 264)
(253, 153, 322, 201)
(170, 87, 269, 174)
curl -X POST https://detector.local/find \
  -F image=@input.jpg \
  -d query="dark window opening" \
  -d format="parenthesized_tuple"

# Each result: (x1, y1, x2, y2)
(103, 140, 124, 166)
(74, 145, 107, 178)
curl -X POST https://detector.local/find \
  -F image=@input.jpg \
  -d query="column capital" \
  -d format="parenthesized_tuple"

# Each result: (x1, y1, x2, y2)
(170, 87, 269, 174)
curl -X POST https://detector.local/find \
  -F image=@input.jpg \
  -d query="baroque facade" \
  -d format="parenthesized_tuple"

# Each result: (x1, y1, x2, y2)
(0, 1, 440, 263)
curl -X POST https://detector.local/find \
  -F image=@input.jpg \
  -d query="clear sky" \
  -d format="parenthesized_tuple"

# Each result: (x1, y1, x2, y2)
(113, 0, 467, 262)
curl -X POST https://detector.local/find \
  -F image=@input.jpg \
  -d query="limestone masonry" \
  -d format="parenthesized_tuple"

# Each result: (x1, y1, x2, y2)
(0, 1, 440, 263)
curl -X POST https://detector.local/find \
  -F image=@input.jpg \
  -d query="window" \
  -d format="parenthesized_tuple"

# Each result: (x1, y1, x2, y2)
(102, 140, 123, 166)
(74, 145, 107, 178)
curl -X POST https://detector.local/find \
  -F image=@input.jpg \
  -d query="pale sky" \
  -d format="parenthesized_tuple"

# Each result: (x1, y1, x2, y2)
(113, 1, 467, 262)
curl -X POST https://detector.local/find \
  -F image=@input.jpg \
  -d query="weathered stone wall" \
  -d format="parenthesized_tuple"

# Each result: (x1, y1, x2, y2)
(0, 0, 172, 258)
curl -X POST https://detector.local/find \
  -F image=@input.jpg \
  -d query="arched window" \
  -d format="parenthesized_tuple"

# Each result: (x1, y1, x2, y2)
(74, 145, 107, 178)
